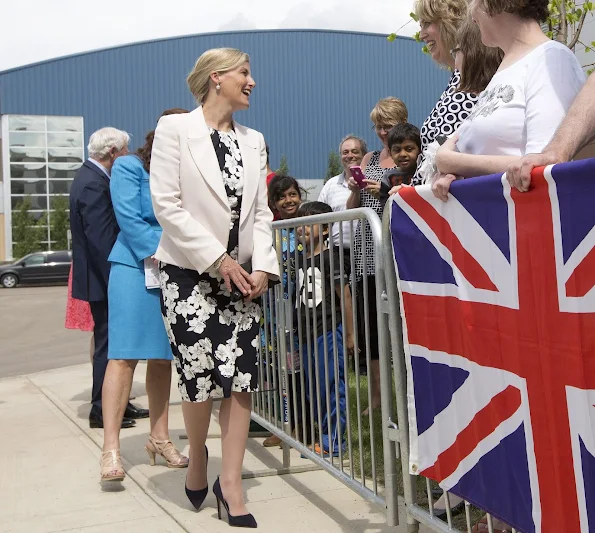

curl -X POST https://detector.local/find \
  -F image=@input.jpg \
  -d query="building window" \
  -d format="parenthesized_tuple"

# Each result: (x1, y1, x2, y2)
(3, 114, 84, 257)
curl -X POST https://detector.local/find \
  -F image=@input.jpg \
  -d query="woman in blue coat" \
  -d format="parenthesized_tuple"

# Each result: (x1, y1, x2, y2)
(100, 108, 189, 482)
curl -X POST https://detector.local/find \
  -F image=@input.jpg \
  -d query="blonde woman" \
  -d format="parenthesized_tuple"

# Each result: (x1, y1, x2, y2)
(346, 97, 408, 413)
(150, 48, 279, 528)
(412, 0, 478, 186)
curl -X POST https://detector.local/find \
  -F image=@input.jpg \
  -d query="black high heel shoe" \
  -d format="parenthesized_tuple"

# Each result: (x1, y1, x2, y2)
(185, 445, 209, 511)
(213, 477, 257, 528)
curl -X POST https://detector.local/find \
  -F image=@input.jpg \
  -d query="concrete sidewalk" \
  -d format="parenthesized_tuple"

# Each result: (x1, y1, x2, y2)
(1, 363, 420, 533)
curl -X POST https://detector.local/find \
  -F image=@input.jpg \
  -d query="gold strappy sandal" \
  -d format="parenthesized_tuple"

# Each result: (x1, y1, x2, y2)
(145, 436, 189, 468)
(100, 449, 125, 482)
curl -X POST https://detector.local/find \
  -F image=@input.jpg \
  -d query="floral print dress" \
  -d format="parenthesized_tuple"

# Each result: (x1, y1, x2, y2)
(159, 128, 262, 403)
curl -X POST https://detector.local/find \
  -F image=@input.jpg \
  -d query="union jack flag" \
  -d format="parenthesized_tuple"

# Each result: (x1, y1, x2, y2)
(389, 159, 595, 533)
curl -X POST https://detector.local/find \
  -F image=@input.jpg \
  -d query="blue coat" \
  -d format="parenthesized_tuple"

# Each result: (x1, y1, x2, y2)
(69, 160, 119, 302)
(108, 155, 161, 269)
(107, 154, 171, 361)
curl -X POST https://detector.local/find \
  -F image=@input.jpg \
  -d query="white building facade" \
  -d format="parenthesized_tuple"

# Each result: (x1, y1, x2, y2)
(0, 114, 84, 261)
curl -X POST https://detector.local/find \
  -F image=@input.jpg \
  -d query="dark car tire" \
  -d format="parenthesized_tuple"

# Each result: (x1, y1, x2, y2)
(1, 273, 18, 288)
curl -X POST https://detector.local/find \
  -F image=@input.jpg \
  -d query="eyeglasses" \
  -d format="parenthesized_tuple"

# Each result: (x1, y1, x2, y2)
(373, 124, 395, 133)
(450, 47, 461, 60)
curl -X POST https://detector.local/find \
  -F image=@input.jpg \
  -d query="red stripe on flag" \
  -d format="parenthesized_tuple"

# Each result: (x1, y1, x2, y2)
(565, 245, 595, 297)
(421, 385, 521, 482)
(402, 189, 498, 292)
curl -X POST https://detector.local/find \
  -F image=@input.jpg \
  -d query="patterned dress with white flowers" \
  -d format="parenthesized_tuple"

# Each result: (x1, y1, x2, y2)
(159, 128, 262, 402)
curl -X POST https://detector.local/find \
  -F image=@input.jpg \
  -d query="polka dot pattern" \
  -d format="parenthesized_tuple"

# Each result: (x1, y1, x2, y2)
(413, 70, 478, 185)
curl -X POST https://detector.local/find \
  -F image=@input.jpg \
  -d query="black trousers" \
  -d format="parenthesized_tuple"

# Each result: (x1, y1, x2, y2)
(89, 300, 108, 414)
(356, 276, 379, 365)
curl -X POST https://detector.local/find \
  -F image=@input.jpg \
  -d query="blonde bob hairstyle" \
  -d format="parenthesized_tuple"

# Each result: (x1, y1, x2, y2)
(414, 0, 468, 67)
(370, 97, 408, 127)
(187, 48, 250, 104)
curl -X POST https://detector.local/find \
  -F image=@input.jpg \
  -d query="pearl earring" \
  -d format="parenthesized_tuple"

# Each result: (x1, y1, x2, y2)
(216, 83, 221, 90)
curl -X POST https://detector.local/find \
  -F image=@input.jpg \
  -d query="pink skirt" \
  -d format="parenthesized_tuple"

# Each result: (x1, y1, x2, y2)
(65, 266, 94, 332)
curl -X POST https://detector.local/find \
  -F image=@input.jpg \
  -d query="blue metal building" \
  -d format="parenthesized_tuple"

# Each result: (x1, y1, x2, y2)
(0, 29, 449, 260)
(0, 29, 448, 179)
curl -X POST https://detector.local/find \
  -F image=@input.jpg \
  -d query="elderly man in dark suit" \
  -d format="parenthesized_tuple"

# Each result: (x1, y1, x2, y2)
(70, 127, 149, 428)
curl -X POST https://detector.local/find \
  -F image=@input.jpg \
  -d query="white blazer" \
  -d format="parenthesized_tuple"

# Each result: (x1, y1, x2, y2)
(150, 106, 279, 278)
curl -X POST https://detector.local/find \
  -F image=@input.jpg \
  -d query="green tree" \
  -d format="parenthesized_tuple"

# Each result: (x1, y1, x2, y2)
(11, 197, 44, 258)
(547, 0, 595, 68)
(50, 196, 70, 250)
(277, 154, 290, 177)
(388, 2, 595, 70)
(325, 150, 343, 182)
(387, 12, 428, 53)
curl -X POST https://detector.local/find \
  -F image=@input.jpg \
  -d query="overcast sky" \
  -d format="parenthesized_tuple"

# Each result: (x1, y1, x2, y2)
(0, 0, 418, 72)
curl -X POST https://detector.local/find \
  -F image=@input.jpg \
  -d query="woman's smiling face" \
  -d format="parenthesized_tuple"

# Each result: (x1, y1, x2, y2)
(419, 20, 449, 66)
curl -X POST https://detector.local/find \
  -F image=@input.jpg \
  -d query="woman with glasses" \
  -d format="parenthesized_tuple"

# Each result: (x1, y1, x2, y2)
(346, 96, 407, 413)
(411, 0, 478, 186)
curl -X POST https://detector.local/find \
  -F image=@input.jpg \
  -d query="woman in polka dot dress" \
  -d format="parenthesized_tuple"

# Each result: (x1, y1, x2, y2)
(412, 0, 478, 186)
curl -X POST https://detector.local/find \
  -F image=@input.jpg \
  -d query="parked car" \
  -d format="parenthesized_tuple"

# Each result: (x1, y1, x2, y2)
(0, 250, 72, 288)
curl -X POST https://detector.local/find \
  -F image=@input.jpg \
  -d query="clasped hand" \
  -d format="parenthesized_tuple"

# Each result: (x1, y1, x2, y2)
(218, 255, 269, 302)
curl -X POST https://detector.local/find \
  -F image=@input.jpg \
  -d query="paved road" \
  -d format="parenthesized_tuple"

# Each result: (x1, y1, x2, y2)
(0, 285, 90, 378)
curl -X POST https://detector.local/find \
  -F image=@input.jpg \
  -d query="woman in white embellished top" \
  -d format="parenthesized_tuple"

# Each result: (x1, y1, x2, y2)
(433, 0, 586, 201)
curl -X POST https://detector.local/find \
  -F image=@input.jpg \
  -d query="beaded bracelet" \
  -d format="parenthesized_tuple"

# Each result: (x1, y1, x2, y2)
(212, 253, 228, 271)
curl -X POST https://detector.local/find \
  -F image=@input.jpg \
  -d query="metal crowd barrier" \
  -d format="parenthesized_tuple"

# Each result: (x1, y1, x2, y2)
(251, 207, 400, 526)
(381, 205, 520, 533)
(251, 205, 519, 532)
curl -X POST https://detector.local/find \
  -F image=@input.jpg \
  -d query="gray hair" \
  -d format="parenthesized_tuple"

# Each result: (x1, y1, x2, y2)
(339, 134, 368, 155)
(87, 127, 130, 160)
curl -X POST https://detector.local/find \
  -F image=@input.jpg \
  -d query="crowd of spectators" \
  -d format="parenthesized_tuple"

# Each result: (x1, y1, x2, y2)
(64, 0, 591, 529)
(261, 0, 586, 529)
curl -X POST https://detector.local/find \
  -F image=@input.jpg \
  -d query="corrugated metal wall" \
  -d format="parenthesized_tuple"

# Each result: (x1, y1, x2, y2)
(0, 29, 449, 179)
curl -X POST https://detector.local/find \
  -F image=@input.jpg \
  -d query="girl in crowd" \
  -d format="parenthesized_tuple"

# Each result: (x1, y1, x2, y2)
(347, 96, 407, 414)
(267, 175, 305, 293)
(262, 174, 305, 448)
(99, 108, 190, 483)
(151, 48, 279, 528)
(268, 175, 304, 222)
(433, 0, 585, 200)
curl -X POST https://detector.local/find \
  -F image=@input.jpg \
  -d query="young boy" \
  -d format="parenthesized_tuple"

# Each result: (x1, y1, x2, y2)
(380, 123, 422, 203)
(295, 201, 354, 456)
